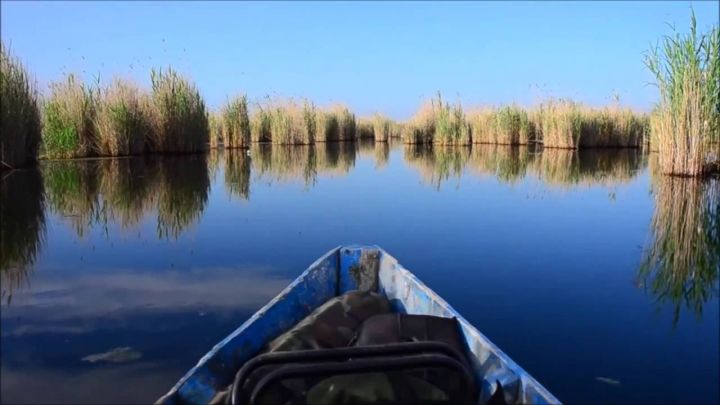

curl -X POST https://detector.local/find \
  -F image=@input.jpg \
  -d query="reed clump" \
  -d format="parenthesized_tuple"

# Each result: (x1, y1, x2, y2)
(434, 96, 471, 146)
(357, 118, 375, 139)
(250, 101, 272, 143)
(314, 105, 356, 143)
(1, 43, 41, 169)
(267, 99, 316, 145)
(468, 108, 498, 145)
(494, 105, 535, 145)
(536, 99, 584, 149)
(95, 79, 152, 156)
(645, 12, 719, 176)
(372, 113, 392, 142)
(402, 98, 440, 144)
(149, 67, 209, 153)
(220, 95, 250, 148)
(41, 74, 97, 159)
(209, 112, 222, 148)
(315, 110, 340, 142)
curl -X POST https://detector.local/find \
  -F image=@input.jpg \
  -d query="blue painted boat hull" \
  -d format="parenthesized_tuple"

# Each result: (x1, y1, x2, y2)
(159, 245, 560, 404)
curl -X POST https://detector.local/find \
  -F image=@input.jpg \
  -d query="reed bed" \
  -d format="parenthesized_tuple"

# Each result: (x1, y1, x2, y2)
(357, 118, 375, 139)
(372, 113, 392, 142)
(434, 97, 471, 146)
(250, 102, 272, 143)
(639, 172, 719, 322)
(41, 74, 97, 159)
(314, 105, 356, 142)
(266, 99, 316, 145)
(150, 68, 209, 153)
(468, 108, 498, 145)
(645, 13, 719, 176)
(95, 79, 153, 156)
(333, 105, 357, 141)
(209, 112, 222, 149)
(402, 98, 439, 145)
(220, 95, 250, 148)
(1, 169, 45, 304)
(495, 106, 535, 145)
(1, 43, 41, 169)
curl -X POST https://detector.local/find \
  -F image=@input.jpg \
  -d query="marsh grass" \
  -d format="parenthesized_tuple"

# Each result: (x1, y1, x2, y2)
(640, 173, 719, 323)
(1, 169, 45, 304)
(537, 100, 584, 149)
(1, 43, 41, 169)
(468, 108, 498, 145)
(221, 95, 250, 148)
(250, 102, 272, 143)
(316, 110, 340, 142)
(645, 12, 719, 176)
(267, 100, 316, 145)
(372, 113, 392, 142)
(434, 96, 471, 146)
(95, 79, 152, 156)
(494, 106, 535, 145)
(150, 67, 208, 153)
(209, 112, 222, 148)
(42, 74, 97, 159)
(357, 118, 375, 139)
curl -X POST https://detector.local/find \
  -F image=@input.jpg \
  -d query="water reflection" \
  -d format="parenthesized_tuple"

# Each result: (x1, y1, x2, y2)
(41, 156, 210, 240)
(469, 145, 532, 183)
(639, 172, 719, 323)
(405, 144, 471, 189)
(224, 151, 251, 200)
(0, 169, 45, 304)
(406, 144, 646, 189)
(0, 143, 718, 403)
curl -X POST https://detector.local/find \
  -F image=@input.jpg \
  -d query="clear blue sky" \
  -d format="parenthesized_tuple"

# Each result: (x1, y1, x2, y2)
(1, 1, 717, 118)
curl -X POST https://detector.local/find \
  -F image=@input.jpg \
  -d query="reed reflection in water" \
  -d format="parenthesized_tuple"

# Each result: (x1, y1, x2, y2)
(1, 169, 45, 304)
(1, 142, 718, 325)
(639, 170, 719, 324)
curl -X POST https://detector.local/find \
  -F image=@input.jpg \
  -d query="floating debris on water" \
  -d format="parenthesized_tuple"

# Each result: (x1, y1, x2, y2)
(596, 376, 621, 385)
(81, 347, 142, 364)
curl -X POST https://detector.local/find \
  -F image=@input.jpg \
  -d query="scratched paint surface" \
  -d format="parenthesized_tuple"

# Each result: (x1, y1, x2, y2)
(1, 143, 718, 404)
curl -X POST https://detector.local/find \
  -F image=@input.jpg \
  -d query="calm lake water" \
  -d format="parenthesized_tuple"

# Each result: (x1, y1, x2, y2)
(1, 141, 718, 404)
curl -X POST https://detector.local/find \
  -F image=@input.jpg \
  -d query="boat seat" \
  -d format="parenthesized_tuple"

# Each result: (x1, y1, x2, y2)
(230, 342, 476, 405)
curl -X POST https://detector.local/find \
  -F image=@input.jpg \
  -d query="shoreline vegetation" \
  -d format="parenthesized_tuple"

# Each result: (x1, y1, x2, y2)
(1, 15, 717, 176)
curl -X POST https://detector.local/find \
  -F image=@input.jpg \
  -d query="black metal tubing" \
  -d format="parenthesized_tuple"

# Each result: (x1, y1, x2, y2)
(230, 341, 471, 405)
(249, 353, 476, 405)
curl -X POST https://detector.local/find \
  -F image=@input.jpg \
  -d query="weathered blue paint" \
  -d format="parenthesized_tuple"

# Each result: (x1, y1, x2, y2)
(158, 245, 561, 404)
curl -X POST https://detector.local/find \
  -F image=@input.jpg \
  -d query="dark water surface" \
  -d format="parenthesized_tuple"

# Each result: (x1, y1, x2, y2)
(1, 141, 718, 404)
